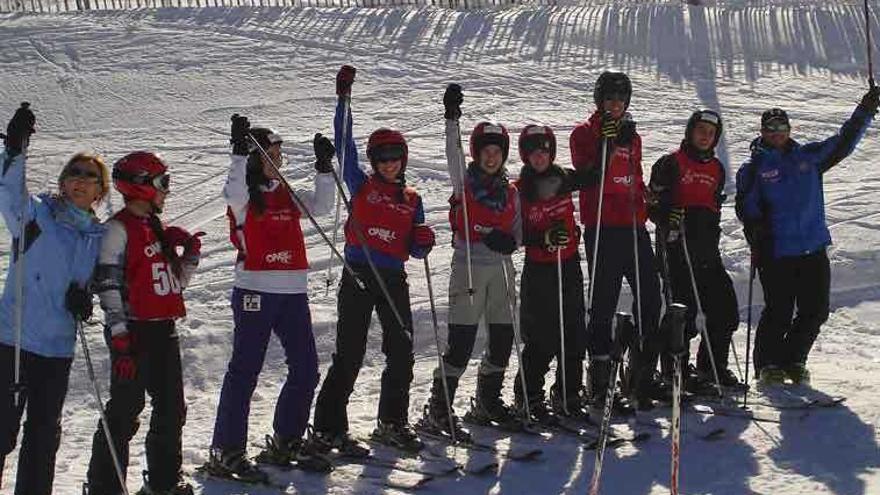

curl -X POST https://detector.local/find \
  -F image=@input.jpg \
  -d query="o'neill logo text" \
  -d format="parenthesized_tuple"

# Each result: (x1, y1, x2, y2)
(144, 241, 162, 258)
(265, 251, 293, 264)
(368, 227, 397, 243)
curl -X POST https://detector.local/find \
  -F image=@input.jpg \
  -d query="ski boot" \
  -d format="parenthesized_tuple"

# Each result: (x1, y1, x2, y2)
(308, 427, 370, 458)
(588, 359, 634, 420)
(758, 366, 787, 388)
(202, 447, 269, 484)
(255, 433, 333, 473)
(371, 421, 424, 454)
(784, 363, 811, 386)
(134, 480, 194, 495)
(513, 389, 554, 427)
(716, 368, 748, 392)
(416, 403, 472, 443)
(549, 385, 592, 423)
(464, 372, 522, 430)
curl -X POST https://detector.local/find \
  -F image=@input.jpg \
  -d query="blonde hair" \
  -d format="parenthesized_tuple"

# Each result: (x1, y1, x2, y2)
(58, 152, 110, 202)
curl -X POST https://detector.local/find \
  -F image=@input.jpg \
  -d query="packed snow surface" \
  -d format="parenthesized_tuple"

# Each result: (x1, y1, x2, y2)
(1, 2, 879, 493)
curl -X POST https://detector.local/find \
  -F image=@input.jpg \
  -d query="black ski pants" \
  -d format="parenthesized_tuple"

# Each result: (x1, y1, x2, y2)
(314, 264, 414, 434)
(515, 255, 588, 404)
(0, 344, 72, 495)
(86, 320, 186, 494)
(754, 249, 830, 373)
(583, 227, 662, 359)
(662, 240, 739, 374)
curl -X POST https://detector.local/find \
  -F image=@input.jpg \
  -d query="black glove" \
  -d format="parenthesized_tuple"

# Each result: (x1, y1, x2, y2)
(483, 229, 517, 255)
(313, 133, 335, 174)
(617, 117, 637, 145)
(665, 207, 685, 243)
(4, 102, 35, 155)
(543, 222, 570, 248)
(860, 86, 880, 114)
(336, 65, 356, 97)
(230, 114, 250, 156)
(444, 84, 463, 121)
(744, 222, 765, 248)
(65, 283, 93, 322)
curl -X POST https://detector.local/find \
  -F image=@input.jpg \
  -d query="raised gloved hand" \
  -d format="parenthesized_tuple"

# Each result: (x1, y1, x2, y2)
(230, 114, 250, 156)
(65, 283, 93, 322)
(859, 85, 880, 114)
(4, 102, 35, 155)
(543, 222, 570, 248)
(336, 65, 356, 97)
(665, 207, 685, 243)
(313, 133, 335, 174)
(165, 226, 204, 260)
(617, 116, 637, 145)
(600, 113, 619, 139)
(111, 333, 136, 381)
(444, 84, 463, 121)
(411, 224, 436, 257)
(483, 229, 517, 255)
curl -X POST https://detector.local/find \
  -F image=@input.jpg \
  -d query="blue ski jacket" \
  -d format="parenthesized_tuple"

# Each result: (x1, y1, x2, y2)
(335, 97, 426, 270)
(0, 150, 105, 358)
(735, 104, 873, 259)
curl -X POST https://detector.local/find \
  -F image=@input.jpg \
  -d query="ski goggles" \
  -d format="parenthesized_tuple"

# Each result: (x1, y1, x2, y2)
(113, 169, 171, 193)
(370, 144, 406, 163)
(762, 118, 790, 133)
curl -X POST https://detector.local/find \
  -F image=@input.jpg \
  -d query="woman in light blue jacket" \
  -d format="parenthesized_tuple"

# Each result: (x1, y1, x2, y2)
(0, 104, 107, 495)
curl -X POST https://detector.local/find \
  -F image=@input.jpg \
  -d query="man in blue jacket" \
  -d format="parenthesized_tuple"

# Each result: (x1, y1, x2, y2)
(735, 87, 879, 386)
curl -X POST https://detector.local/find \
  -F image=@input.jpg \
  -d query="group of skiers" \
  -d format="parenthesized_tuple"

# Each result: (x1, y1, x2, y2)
(0, 65, 877, 494)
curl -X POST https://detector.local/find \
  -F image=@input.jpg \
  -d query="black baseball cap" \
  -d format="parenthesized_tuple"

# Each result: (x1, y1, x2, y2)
(761, 108, 790, 132)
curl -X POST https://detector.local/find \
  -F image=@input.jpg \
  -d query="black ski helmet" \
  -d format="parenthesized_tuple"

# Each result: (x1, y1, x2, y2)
(248, 127, 283, 153)
(593, 72, 632, 110)
(685, 110, 723, 149)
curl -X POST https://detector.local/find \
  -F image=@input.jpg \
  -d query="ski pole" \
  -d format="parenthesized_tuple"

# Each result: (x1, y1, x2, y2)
(324, 96, 351, 297)
(77, 321, 129, 495)
(667, 303, 688, 495)
(628, 152, 645, 351)
(326, 162, 411, 337)
(555, 247, 569, 414)
(501, 258, 531, 422)
(586, 135, 610, 327)
(556, 248, 568, 415)
(324, 151, 411, 340)
(679, 222, 723, 398)
(424, 257, 457, 444)
(247, 134, 365, 292)
(867, 0, 876, 89)
(453, 118, 475, 305)
(589, 312, 632, 495)
(743, 260, 756, 410)
(729, 334, 744, 384)
(12, 154, 26, 409)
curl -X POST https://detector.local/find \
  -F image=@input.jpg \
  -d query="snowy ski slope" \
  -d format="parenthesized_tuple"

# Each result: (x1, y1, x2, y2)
(1, 2, 879, 493)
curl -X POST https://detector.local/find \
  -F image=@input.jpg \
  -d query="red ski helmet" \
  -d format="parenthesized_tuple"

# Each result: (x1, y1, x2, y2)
(518, 125, 556, 165)
(112, 151, 170, 202)
(470, 121, 510, 165)
(367, 128, 408, 172)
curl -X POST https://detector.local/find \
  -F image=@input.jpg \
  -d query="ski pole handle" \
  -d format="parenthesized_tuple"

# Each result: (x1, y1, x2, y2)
(667, 303, 688, 356)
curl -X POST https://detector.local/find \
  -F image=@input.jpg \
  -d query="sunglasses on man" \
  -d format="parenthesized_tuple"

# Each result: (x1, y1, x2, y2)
(762, 119, 791, 133)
